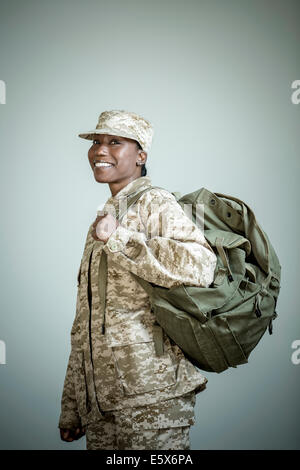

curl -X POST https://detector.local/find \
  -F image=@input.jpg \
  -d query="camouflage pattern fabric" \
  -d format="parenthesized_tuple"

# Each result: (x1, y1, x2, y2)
(58, 176, 217, 432)
(85, 392, 195, 450)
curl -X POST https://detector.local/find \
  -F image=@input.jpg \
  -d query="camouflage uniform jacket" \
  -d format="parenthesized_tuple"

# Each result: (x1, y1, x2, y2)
(58, 176, 217, 429)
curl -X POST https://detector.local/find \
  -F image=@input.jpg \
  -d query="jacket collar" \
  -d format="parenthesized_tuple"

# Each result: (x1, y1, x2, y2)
(106, 176, 152, 204)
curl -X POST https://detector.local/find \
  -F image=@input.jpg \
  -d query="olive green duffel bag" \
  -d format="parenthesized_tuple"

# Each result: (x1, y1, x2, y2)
(119, 186, 281, 373)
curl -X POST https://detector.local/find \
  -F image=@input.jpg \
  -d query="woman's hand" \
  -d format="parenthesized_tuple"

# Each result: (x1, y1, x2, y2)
(60, 426, 86, 442)
(91, 213, 119, 243)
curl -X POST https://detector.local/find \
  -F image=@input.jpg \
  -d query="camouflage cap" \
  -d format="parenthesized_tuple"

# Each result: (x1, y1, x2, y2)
(78, 109, 154, 153)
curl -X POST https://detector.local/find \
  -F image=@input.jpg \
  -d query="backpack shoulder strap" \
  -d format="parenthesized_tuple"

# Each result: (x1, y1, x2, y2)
(117, 185, 165, 221)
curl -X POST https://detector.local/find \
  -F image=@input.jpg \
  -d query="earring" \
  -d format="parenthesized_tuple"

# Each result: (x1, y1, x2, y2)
(136, 161, 143, 166)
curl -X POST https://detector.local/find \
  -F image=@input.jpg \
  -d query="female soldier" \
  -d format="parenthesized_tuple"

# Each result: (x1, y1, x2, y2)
(58, 110, 217, 450)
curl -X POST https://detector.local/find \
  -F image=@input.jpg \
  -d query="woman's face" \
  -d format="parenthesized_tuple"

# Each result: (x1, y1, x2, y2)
(88, 133, 146, 186)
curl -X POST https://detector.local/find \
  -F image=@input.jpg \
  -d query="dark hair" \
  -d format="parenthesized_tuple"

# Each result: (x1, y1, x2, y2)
(136, 141, 147, 177)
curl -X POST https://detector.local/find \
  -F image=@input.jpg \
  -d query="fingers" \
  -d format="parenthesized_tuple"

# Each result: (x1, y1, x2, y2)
(92, 215, 109, 242)
(74, 427, 82, 438)
(91, 217, 102, 240)
(72, 427, 86, 440)
(92, 215, 104, 229)
(60, 427, 85, 442)
(92, 213, 108, 241)
(91, 213, 120, 242)
(91, 229, 100, 241)
(60, 428, 73, 442)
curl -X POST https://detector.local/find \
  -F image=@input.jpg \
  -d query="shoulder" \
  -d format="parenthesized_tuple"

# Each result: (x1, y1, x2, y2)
(138, 186, 177, 207)
(136, 186, 182, 221)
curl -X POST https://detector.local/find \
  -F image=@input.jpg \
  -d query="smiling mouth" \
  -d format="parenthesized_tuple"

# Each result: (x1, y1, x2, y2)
(94, 161, 115, 169)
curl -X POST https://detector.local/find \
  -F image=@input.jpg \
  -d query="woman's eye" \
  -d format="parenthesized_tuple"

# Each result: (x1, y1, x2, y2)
(92, 139, 120, 145)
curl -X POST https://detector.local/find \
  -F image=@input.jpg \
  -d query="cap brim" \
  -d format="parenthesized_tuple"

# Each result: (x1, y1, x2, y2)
(78, 128, 149, 152)
(78, 128, 140, 144)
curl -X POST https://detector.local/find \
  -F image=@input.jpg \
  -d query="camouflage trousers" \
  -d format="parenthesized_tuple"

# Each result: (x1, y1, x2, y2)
(85, 392, 196, 450)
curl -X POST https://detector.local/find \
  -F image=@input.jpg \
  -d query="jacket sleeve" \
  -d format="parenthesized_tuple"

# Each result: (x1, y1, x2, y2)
(102, 188, 217, 288)
(58, 283, 82, 430)
(58, 346, 81, 430)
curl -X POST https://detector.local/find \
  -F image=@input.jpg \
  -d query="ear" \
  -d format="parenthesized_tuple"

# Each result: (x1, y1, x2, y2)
(137, 150, 147, 166)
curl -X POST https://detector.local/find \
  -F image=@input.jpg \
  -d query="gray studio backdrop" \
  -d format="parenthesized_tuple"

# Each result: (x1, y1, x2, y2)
(0, 0, 299, 450)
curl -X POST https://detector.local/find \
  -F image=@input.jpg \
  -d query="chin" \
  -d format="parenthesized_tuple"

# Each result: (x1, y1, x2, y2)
(93, 170, 109, 182)
(94, 176, 108, 183)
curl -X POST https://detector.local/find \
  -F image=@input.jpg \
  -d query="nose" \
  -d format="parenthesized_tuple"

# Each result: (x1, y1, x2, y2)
(95, 143, 109, 155)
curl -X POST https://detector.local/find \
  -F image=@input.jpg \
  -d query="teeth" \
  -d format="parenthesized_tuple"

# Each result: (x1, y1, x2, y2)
(95, 162, 113, 167)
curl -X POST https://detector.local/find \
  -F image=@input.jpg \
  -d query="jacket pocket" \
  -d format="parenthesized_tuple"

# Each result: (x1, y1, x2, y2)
(130, 392, 196, 430)
(111, 340, 177, 396)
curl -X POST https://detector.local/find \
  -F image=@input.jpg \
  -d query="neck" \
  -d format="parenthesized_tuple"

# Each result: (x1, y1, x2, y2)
(109, 175, 142, 197)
